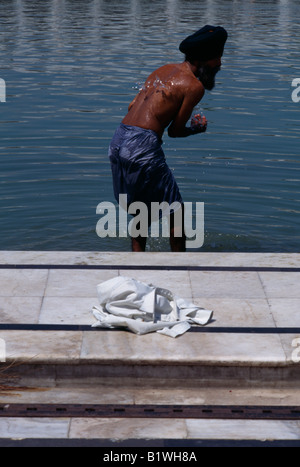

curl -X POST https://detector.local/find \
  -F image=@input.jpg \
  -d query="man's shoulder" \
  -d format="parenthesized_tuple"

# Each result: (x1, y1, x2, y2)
(147, 63, 204, 100)
(183, 74, 205, 99)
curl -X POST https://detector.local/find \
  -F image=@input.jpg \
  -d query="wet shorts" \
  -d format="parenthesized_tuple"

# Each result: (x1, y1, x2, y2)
(109, 124, 183, 218)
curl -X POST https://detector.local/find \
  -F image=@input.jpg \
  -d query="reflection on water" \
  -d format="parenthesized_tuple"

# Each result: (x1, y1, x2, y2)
(0, 0, 299, 251)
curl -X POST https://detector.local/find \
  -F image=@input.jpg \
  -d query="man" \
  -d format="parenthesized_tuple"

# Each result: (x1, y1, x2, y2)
(109, 25, 228, 252)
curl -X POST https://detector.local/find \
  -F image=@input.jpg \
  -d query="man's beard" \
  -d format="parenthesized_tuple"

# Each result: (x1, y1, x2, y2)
(198, 65, 220, 90)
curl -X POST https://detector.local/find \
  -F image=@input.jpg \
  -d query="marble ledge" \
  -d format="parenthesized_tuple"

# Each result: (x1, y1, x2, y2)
(0, 250, 300, 268)
(1, 417, 300, 441)
(0, 329, 292, 368)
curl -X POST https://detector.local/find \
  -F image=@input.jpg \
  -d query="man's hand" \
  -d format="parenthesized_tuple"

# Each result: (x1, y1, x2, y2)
(191, 113, 207, 133)
(169, 113, 208, 138)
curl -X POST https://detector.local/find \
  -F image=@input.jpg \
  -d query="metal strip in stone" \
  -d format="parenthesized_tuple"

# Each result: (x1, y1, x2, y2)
(0, 323, 299, 333)
(0, 264, 300, 272)
(0, 438, 299, 447)
(1, 404, 300, 420)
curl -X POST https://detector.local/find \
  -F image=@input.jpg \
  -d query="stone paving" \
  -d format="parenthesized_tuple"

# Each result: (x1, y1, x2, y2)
(0, 251, 300, 444)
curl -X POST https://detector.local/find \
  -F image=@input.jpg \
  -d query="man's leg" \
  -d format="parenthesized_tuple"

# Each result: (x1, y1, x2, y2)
(169, 204, 186, 252)
(132, 236, 147, 252)
(130, 212, 148, 251)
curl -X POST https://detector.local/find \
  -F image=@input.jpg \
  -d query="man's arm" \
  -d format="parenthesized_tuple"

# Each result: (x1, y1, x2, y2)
(168, 84, 205, 138)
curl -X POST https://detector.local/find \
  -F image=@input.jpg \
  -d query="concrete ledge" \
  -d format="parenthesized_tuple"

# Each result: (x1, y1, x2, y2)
(0, 252, 299, 444)
(2, 417, 300, 442)
(0, 251, 300, 384)
(0, 250, 300, 268)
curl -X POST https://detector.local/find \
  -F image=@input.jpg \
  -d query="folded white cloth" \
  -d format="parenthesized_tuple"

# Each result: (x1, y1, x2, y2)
(91, 276, 213, 337)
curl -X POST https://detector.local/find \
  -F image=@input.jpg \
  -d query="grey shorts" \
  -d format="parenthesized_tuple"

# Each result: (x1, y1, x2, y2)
(109, 124, 183, 217)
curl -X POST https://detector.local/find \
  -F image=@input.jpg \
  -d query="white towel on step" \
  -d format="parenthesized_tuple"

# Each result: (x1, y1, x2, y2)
(91, 276, 213, 337)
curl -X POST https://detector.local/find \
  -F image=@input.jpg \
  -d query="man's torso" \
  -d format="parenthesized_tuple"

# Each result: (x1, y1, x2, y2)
(122, 62, 201, 138)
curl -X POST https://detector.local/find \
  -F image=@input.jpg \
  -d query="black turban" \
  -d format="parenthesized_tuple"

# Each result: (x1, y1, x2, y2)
(179, 25, 228, 61)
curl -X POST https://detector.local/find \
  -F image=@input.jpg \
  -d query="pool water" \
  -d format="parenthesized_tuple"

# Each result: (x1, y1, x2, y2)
(0, 0, 299, 252)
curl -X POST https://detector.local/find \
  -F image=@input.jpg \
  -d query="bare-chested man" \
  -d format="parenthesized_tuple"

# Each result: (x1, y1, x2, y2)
(109, 25, 228, 252)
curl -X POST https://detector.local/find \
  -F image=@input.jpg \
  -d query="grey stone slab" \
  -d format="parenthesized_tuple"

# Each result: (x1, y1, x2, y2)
(44, 269, 117, 297)
(69, 417, 188, 440)
(39, 297, 96, 325)
(0, 269, 48, 297)
(0, 296, 42, 323)
(259, 272, 300, 299)
(80, 329, 286, 366)
(192, 298, 275, 327)
(0, 385, 135, 405)
(0, 418, 70, 439)
(190, 271, 265, 299)
(0, 330, 83, 363)
(80, 330, 133, 363)
(134, 387, 300, 406)
(186, 419, 300, 440)
(268, 299, 300, 328)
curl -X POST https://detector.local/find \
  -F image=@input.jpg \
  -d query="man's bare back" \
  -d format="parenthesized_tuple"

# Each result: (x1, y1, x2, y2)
(122, 61, 207, 139)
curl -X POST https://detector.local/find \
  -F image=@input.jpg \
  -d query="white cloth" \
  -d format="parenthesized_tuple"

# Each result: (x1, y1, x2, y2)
(91, 276, 213, 337)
